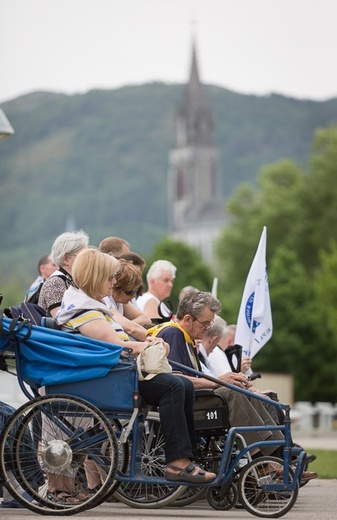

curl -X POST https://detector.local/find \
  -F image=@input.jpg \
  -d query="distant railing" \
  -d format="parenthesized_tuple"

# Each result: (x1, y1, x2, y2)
(291, 401, 337, 432)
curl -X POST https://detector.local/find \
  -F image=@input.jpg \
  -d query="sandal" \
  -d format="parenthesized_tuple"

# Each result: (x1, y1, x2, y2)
(165, 463, 216, 483)
(46, 489, 87, 503)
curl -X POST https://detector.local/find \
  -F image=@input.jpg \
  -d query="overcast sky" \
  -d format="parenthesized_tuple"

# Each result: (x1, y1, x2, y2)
(1, 0, 337, 104)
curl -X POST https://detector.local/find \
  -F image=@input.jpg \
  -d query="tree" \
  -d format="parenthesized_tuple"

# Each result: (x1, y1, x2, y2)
(254, 247, 336, 401)
(215, 159, 305, 322)
(215, 127, 337, 401)
(298, 126, 337, 271)
(314, 241, 337, 339)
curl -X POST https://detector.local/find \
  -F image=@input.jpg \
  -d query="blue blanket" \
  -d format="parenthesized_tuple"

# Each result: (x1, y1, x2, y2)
(0, 316, 123, 387)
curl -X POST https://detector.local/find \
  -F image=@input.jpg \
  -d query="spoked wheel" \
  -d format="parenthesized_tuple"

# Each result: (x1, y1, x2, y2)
(0, 394, 118, 515)
(172, 485, 206, 506)
(114, 411, 186, 508)
(207, 481, 238, 510)
(238, 456, 299, 518)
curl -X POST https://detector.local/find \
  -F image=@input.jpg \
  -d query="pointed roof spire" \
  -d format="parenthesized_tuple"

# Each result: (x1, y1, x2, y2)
(186, 37, 203, 111)
(177, 38, 214, 146)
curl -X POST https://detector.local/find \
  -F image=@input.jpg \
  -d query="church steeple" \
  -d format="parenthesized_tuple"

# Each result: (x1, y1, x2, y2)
(176, 39, 214, 147)
(168, 39, 225, 263)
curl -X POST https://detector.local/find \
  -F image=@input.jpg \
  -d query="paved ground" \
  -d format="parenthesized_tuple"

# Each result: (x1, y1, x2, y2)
(1, 479, 337, 520)
(2, 432, 337, 518)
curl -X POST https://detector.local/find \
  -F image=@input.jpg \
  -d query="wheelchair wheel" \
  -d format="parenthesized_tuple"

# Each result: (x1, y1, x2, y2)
(114, 411, 186, 508)
(207, 481, 238, 510)
(0, 394, 118, 515)
(238, 456, 299, 518)
(172, 485, 206, 506)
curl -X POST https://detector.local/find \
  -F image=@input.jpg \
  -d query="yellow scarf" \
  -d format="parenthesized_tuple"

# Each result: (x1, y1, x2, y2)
(146, 321, 194, 345)
(146, 321, 199, 370)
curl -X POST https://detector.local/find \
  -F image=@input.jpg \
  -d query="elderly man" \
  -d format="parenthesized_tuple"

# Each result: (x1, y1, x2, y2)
(137, 259, 176, 320)
(147, 290, 318, 483)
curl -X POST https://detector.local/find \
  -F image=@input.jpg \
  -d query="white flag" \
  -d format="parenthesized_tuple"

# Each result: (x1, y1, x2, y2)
(234, 226, 272, 361)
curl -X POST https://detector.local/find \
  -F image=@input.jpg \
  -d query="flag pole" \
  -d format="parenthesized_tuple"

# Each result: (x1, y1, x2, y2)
(211, 277, 218, 298)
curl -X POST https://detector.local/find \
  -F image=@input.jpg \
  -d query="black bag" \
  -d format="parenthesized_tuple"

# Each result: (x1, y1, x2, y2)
(2, 302, 47, 326)
(0, 303, 45, 374)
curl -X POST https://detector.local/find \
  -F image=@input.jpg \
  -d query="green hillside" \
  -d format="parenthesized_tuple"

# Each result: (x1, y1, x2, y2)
(1, 82, 337, 280)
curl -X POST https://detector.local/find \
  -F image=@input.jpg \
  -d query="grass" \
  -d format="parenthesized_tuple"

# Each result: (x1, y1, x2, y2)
(306, 449, 337, 479)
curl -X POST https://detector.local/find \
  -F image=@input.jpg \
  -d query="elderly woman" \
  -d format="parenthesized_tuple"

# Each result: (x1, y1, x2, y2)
(104, 259, 152, 339)
(56, 249, 215, 484)
(38, 230, 89, 317)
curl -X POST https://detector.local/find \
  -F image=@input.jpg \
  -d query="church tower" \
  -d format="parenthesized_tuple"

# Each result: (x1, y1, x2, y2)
(168, 40, 225, 263)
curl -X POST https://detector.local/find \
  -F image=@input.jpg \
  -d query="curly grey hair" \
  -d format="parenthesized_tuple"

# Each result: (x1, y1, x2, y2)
(176, 290, 222, 319)
(203, 315, 227, 338)
(50, 230, 89, 267)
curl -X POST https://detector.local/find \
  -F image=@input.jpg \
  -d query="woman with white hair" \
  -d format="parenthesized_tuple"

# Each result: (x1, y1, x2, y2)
(137, 259, 176, 320)
(38, 230, 89, 317)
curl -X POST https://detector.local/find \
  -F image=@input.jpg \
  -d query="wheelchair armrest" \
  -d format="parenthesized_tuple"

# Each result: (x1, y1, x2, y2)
(121, 347, 134, 361)
(263, 391, 279, 401)
(40, 317, 79, 334)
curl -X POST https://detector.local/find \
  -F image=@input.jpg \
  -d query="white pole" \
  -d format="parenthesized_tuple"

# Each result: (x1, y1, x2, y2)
(211, 277, 218, 298)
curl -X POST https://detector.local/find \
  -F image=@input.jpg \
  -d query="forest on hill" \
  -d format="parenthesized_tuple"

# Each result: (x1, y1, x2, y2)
(1, 82, 337, 284)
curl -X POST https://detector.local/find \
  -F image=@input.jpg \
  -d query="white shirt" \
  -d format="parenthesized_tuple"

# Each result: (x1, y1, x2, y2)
(103, 295, 123, 314)
(208, 345, 232, 376)
(198, 343, 213, 375)
(136, 292, 160, 312)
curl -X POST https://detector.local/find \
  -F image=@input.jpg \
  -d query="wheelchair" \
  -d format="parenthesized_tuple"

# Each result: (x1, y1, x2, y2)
(0, 313, 307, 517)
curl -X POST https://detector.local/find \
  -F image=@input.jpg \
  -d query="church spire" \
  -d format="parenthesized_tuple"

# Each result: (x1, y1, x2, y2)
(176, 39, 214, 147)
(188, 39, 202, 102)
(168, 37, 225, 264)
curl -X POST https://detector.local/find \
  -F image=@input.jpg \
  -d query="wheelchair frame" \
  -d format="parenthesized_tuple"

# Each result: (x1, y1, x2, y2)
(0, 316, 307, 517)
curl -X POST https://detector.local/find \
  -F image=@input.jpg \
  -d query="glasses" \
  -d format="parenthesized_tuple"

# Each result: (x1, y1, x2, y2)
(123, 289, 137, 296)
(191, 315, 214, 331)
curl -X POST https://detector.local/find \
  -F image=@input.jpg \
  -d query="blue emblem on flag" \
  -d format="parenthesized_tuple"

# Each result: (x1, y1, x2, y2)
(245, 292, 260, 332)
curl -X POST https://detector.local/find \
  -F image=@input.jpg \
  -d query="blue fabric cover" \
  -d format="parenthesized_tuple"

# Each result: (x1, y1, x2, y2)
(0, 316, 123, 387)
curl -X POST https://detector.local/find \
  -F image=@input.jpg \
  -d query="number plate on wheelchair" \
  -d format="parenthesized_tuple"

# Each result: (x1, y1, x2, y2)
(194, 406, 226, 432)
(193, 393, 229, 433)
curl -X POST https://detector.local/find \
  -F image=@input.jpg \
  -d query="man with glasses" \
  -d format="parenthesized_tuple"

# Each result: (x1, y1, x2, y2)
(148, 291, 300, 462)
